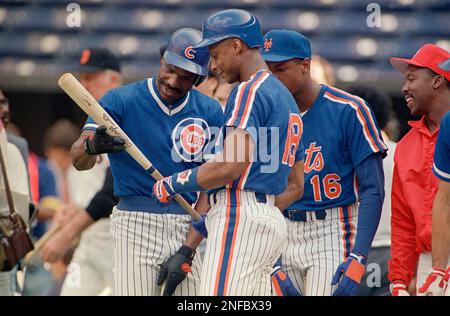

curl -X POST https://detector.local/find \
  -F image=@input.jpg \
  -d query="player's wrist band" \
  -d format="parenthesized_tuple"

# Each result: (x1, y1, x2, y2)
(349, 252, 367, 265)
(178, 245, 196, 259)
(170, 167, 203, 194)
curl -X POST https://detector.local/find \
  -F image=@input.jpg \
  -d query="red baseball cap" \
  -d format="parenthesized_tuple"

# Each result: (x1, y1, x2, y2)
(390, 44, 450, 81)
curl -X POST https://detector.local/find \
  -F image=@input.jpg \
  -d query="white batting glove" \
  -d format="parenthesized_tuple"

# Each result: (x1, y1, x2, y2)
(390, 281, 410, 296)
(417, 268, 447, 296)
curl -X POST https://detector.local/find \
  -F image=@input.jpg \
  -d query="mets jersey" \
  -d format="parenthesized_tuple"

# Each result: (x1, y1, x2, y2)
(84, 78, 224, 208)
(287, 85, 387, 211)
(433, 111, 450, 182)
(221, 70, 303, 195)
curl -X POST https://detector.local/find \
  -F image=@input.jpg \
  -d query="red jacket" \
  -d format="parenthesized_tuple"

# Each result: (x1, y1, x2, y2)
(388, 116, 439, 285)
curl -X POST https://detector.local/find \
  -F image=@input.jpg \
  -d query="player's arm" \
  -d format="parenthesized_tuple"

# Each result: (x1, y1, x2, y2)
(331, 152, 385, 296)
(388, 162, 419, 295)
(431, 179, 450, 269)
(41, 168, 117, 262)
(71, 130, 97, 170)
(275, 159, 304, 211)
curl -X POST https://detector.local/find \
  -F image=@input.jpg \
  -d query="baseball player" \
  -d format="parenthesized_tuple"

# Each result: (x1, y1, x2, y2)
(418, 109, 450, 296)
(388, 45, 450, 296)
(153, 9, 305, 296)
(71, 28, 224, 296)
(261, 29, 387, 296)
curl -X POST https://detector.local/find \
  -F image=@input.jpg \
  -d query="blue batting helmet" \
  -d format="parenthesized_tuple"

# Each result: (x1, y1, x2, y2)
(163, 28, 210, 77)
(195, 9, 264, 49)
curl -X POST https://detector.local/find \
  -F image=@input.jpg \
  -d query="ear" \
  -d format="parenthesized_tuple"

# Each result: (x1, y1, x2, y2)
(300, 59, 311, 74)
(232, 38, 243, 55)
(432, 75, 445, 89)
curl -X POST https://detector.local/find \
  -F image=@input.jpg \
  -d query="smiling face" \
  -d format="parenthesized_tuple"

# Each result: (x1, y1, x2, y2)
(208, 38, 242, 84)
(157, 58, 198, 102)
(402, 65, 439, 116)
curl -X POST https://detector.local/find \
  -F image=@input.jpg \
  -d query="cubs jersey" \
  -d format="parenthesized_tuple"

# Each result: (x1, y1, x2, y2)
(220, 70, 303, 195)
(433, 111, 450, 182)
(287, 85, 387, 211)
(84, 78, 224, 206)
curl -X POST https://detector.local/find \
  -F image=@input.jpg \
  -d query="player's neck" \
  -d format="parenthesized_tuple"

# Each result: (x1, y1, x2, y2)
(294, 80, 321, 112)
(239, 51, 268, 82)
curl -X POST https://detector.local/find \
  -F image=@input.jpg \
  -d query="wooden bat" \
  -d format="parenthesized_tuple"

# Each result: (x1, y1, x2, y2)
(57, 73, 201, 220)
(23, 224, 61, 265)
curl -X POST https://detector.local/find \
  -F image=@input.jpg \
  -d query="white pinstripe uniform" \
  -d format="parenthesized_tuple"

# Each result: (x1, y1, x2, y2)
(199, 71, 303, 296)
(281, 86, 387, 296)
(83, 78, 224, 296)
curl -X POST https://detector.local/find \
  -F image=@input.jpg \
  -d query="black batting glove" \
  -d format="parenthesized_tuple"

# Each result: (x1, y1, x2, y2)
(84, 126, 126, 155)
(157, 245, 195, 296)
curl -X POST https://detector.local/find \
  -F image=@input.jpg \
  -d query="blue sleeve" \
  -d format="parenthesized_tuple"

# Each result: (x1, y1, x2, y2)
(224, 73, 270, 141)
(433, 112, 450, 182)
(345, 99, 387, 168)
(352, 153, 385, 258)
(38, 158, 57, 197)
(83, 90, 124, 131)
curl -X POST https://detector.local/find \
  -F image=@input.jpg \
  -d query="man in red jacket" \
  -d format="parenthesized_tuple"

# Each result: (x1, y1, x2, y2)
(388, 44, 450, 296)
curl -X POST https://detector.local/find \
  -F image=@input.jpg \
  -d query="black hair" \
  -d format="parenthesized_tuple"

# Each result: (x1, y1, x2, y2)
(347, 85, 392, 130)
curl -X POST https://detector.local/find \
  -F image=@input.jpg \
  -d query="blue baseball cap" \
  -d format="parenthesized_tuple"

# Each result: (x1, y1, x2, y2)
(261, 29, 311, 62)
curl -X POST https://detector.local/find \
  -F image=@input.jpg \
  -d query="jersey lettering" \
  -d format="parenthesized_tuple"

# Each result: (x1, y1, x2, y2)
(304, 142, 324, 173)
(282, 113, 302, 167)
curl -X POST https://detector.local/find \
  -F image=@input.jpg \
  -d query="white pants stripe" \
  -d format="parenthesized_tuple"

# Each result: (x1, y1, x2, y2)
(283, 204, 358, 296)
(200, 189, 287, 296)
(110, 208, 202, 296)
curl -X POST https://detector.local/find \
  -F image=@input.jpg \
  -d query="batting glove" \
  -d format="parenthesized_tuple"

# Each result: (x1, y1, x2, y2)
(192, 213, 208, 238)
(153, 177, 177, 203)
(271, 258, 302, 296)
(331, 252, 366, 296)
(390, 281, 410, 296)
(84, 126, 126, 155)
(418, 268, 447, 296)
(157, 245, 195, 296)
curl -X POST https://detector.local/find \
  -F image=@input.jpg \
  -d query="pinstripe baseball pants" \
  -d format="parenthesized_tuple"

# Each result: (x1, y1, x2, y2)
(283, 204, 358, 296)
(200, 189, 287, 296)
(110, 208, 202, 296)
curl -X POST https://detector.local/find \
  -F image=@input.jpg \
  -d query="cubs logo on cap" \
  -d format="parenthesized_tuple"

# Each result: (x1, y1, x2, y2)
(172, 117, 211, 162)
(184, 46, 196, 59)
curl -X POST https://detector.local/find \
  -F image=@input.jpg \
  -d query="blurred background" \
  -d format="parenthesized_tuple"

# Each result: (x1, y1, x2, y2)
(0, 0, 449, 155)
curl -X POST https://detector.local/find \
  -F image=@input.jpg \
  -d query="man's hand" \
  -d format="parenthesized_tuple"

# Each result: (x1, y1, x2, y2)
(331, 252, 366, 296)
(271, 258, 302, 296)
(84, 126, 125, 155)
(153, 177, 177, 203)
(157, 245, 195, 296)
(41, 228, 76, 263)
(192, 214, 208, 238)
(418, 268, 447, 296)
(390, 281, 410, 296)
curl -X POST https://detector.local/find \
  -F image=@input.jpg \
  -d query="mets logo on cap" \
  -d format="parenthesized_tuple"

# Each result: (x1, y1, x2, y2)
(184, 46, 196, 59)
(264, 38, 273, 52)
(172, 117, 211, 162)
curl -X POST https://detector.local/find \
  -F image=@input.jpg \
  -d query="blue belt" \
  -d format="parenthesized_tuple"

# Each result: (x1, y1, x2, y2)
(283, 209, 327, 222)
(117, 196, 189, 215)
(209, 191, 267, 205)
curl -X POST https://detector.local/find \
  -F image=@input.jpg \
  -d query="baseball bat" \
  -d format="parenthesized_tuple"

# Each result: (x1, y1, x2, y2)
(58, 73, 201, 220)
(23, 224, 61, 265)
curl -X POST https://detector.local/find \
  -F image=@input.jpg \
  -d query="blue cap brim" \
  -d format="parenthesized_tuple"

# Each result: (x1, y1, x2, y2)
(164, 51, 207, 76)
(194, 35, 236, 49)
(262, 53, 295, 62)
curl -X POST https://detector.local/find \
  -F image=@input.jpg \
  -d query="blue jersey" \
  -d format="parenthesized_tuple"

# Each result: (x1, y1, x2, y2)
(84, 78, 224, 207)
(433, 111, 450, 182)
(287, 85, 387, 211)
(221, 70, 303, 195)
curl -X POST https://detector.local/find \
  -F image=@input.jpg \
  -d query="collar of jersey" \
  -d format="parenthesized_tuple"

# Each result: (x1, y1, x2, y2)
(249, 69, 271, 80)
(301, 84, 326, 120)
(147, 77, 190, 116)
